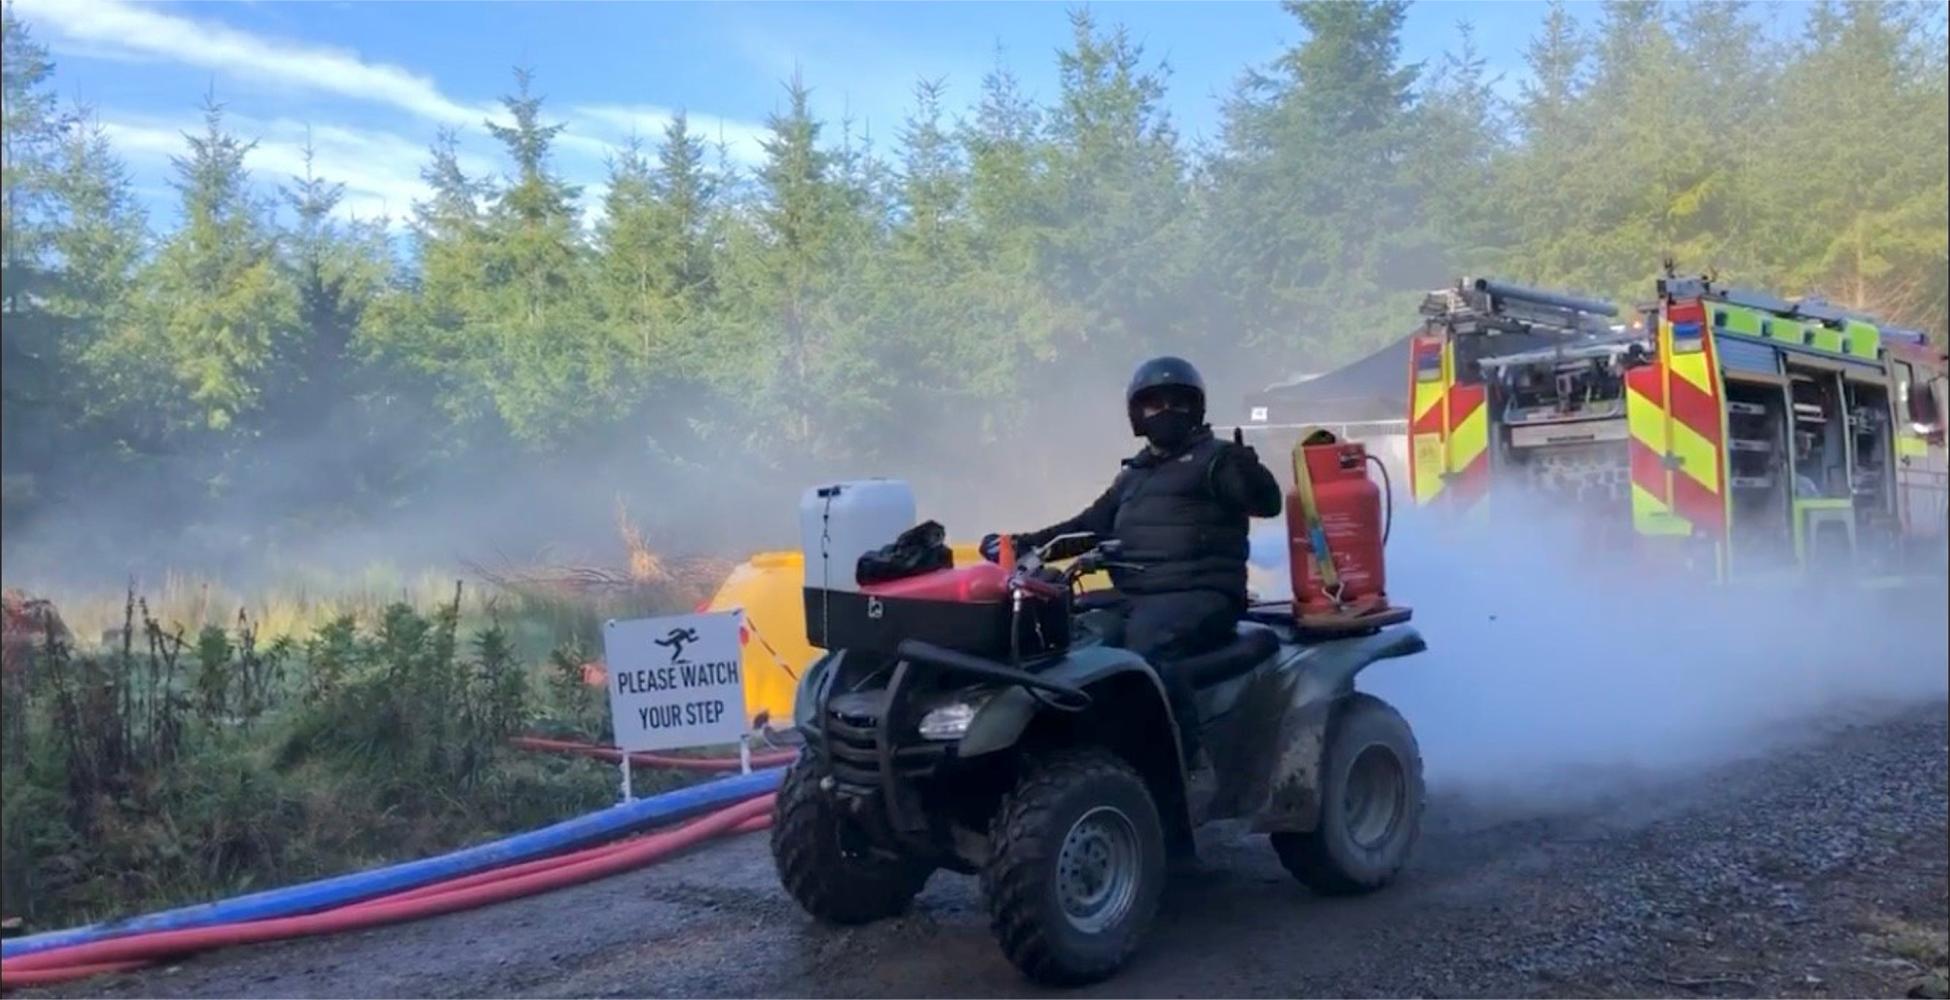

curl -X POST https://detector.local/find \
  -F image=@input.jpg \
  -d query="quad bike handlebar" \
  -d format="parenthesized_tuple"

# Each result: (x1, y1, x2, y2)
(980, 530, 1108, 567)
(1005, 534, 1144, 600)
(1066, 539, 1146, 579)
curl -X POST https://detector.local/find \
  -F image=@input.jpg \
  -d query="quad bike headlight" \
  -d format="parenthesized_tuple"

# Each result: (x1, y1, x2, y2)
(918, 693, 993, 741)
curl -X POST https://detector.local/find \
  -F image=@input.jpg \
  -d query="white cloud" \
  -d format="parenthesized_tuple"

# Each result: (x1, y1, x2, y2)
(553, 131, 621, 163)
(20, 0, 502, 128)
(96, 112, 485, 225)
(579, 182, 612, 231)
(573, 104, 770, 165)
(94, 120, 190, 161)
(17, 0, 772, 222)
(94, 109, 651, 233)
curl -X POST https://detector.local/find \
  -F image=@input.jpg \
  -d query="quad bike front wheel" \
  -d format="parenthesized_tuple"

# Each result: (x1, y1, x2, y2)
(982, 748, 1166, 986)
(1271, 693, 1424, 895)
(771, 757, 932, 924)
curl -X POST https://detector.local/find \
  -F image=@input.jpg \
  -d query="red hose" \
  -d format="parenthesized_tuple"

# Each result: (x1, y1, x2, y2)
(354, 841, 639, 907)
(357, 813, 770, 908)
(1, 795, 775, 985)
(2, 811, 774, 989)
(1, 961, 149, 988)
(511, 735, 798, 771)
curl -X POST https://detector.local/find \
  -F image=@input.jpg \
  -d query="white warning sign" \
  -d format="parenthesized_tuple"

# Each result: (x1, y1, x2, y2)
(602, 611, 746, 753)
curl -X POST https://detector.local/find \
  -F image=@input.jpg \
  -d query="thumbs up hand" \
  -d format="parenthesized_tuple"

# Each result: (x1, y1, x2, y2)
(1228, 427, 1261, 469)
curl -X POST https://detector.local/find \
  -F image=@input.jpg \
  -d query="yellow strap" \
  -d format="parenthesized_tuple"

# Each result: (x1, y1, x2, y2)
(1290, 427, 1343, 604)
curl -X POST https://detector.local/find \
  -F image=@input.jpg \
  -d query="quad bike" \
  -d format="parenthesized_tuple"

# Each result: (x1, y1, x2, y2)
(770, 534, 1427, 986)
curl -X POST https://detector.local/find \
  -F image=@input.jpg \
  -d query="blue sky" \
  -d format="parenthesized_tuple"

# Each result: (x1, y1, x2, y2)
(15, 0, 1813, 231)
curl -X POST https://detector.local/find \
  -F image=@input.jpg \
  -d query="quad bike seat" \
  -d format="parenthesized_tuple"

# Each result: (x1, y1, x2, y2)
(1175, 623, 1280, 689)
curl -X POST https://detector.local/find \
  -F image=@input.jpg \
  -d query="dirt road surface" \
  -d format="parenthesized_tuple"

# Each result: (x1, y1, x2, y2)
(34, 700, 1949, 999)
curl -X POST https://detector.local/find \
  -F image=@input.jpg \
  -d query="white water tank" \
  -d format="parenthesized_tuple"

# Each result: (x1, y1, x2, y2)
(798, 479, 917, 592)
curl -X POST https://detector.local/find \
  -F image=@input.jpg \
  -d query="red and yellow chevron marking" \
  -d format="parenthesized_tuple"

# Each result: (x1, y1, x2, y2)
(1409, 335, 1448, 503)
(1625, 298, 1730, 573)
(1444, 385, 1490, 510)
(1408, 334, 1490, 511)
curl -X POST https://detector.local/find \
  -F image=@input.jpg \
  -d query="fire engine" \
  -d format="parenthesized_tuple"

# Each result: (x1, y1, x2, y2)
(1406, 272, 1949, 580)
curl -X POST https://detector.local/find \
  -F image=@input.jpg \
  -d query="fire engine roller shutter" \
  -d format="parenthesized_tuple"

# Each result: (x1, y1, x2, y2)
(1717, 337, 1780, 377)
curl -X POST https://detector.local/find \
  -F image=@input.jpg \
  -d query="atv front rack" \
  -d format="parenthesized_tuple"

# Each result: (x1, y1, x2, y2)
(811, 641, 1093, 861)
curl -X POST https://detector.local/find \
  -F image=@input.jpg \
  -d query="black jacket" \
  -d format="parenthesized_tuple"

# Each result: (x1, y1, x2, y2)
(1017, 427, 1283, 600)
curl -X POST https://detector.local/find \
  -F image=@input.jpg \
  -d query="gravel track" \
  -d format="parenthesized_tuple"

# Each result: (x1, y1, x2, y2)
(32, 699, 1948, 999)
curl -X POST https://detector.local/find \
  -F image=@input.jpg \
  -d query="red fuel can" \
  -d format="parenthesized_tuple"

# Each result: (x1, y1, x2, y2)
(1288, 435, 1390, 622)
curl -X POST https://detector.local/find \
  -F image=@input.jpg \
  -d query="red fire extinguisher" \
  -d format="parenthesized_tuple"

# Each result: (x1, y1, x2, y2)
(1286, 428, 1405, 632)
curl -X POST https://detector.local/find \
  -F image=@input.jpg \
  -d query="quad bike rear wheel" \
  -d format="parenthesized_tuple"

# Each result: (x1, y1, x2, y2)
(1271, 693, 1424, 895)
(772, 757, 932, 924)
(981, 748, 1166, 986)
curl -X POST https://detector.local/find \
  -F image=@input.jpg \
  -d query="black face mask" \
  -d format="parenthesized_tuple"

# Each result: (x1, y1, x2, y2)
(1138, 409, 1199, 452)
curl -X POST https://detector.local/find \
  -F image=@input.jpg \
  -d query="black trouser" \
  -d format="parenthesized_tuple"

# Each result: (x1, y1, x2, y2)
(1099, 589, 1239, 764)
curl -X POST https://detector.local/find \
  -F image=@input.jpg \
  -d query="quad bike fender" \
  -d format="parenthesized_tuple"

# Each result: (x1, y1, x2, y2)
(957, 646, 1197, 850)
(791, 650, 843, 732)
(1237, 626, 1425, 834)
(956, 645, 1173, 758)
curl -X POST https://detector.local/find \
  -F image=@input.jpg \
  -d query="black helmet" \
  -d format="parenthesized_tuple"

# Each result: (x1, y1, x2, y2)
(1125, 356, 1206, 435)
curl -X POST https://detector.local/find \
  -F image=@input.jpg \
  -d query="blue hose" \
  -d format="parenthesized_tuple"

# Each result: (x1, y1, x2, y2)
(3, 765, 786, 959)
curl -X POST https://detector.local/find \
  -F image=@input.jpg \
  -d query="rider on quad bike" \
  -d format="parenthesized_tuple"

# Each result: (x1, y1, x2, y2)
(774, 358, 1426, 987)
(981, 356, 1283, 766)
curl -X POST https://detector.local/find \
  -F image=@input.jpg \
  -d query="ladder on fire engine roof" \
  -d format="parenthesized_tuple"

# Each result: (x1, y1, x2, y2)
(1420, 276, 1620, 340)
(1659, 273, 1929, 346)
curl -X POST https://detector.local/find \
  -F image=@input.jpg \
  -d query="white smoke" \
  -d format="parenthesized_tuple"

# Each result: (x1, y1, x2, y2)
(1248, 491, 1949, 797)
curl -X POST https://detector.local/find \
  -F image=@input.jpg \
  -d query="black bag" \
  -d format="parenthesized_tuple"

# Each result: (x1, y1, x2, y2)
(856, 520, 954, 585)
